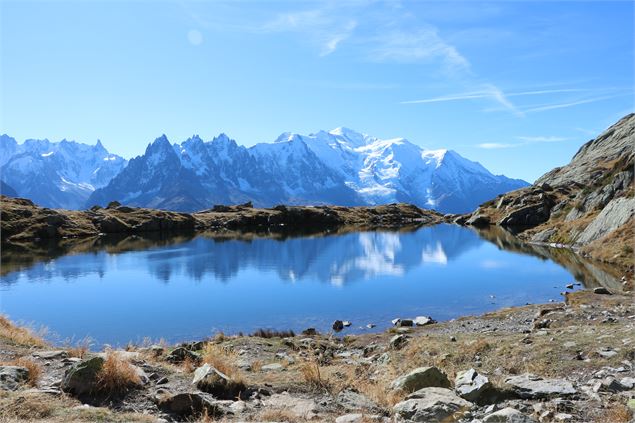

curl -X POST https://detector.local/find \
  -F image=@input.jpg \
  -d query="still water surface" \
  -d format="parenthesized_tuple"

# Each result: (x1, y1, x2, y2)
(0, 224, 590, 347)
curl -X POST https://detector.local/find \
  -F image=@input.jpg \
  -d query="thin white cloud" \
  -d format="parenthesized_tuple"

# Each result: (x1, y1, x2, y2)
(261, 9, 357, 56)
(477, 143, 517, 149)
(523, 95, 620, 113)
(369, 28, 470, 71)
(477, 134, 571, 149)
(401, 88, 588, 105)
(516, 135, 568, 143)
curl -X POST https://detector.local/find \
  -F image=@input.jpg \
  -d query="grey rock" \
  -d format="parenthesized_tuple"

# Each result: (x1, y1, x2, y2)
(393, 318, 414, 327)
(504, 374, 576, 399)
(483, 407, 537, 422)
(390, 334, 409, 350)
(393, 387, 473, 422)
(414, 316, 436, 326)
(191, 363, 245, 399)
(261, 363, 284, 371)
(500, 203, 551, 228)
(264, 393, 319, 419)
(576, 197, 635, 244)
(455, 368, 492, 402)
(531, 228, 556, 243)
(166, 347, 201, 363)
(335, 414, 388, 423)
(467, 214, 490, 227)
(537, 114, 634, 187)
(0, 366, 29, 391)
(336, 389, 379, 412)
(593, 287, 612, 295)
(61, 356, 105, 396)
(390, 366, 451, 392)
(619, 377, 635, 389)
(333, 320, 344, 331)
(157, 392, 226, 418)
(32, 350, 69, 360)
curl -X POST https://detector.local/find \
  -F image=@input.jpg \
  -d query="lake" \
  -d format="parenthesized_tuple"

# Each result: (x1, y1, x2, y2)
(0, 224, 616, 348)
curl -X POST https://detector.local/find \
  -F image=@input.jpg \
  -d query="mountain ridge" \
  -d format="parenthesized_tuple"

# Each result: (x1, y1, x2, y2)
(87, 128, 528, 213)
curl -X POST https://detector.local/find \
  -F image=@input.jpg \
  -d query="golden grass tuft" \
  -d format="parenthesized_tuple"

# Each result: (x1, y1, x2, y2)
(0, 315, 47, 347)
(256, 408, 302, 422)
(299, 356, 331, 392)
(602, 403, 633, 423)
(96, 351, 141, 394)
(201, 343, 243, 382)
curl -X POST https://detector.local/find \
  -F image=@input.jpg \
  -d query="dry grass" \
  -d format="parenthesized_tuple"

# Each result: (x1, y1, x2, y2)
(601, 403, 633, 423)
(0, 391, 75, 420)
(66, 337, 92, 359)
(96, 351, 142, 394)
(0, 315, 47, 347)
(256, 408, 303, 422)
(201, 343, 243, 382)
(250, 359, 263, 372)
(180, 355, 197, 373)
(299, 356, 330, 392)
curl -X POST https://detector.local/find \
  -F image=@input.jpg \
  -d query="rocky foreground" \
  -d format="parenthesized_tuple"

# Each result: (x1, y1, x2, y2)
(0, 287, 634, 423)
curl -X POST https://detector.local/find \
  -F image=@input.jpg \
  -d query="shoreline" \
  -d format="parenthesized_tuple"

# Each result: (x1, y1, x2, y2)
(1, 288, 633, 422)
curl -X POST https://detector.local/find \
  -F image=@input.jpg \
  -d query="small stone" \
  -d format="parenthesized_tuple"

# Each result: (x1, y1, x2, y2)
(261, 363, 284, 371)
(366, 324, 376, 329)
(483, 407, 537, 422)
(450, 336, 457, 342)
(565, 284, 574, 289)
(333, 320, 344, 331)
(390, 334, 409, 351)
(192, 363, 246, 399)
(593, 287, 612, 295)
(302, 328, 317, 336)
(393, 318, 414, 327)
(342, 321, 352, 327)
(554, 413, 573, 421)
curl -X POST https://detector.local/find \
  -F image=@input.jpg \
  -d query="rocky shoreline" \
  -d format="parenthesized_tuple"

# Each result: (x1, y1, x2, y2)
(0, 196, 441, 245)
(1, 287, 633, 422)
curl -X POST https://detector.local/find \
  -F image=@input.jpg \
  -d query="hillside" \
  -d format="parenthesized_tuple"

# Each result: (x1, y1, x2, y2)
(460, 113, 634, 269)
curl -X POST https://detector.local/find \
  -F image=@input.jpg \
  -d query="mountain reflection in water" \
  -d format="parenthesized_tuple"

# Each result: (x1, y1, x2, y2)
(0, 224, 620, 347)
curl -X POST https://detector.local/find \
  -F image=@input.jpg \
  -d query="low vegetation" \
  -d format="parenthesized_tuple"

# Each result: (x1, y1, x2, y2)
(96, 351, 142, 394)
(0, 315, 47, 347)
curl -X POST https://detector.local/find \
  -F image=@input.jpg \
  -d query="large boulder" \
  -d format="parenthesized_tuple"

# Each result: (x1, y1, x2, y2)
(61, 356, 105, 396)
(390, 367, 451, 392)
(454, 368, 493, 402)
(504, 374, 576, 399)
(393, 387, 473, 422)
(500, 202, 551, 228)
(192, 363, 245, 399)
(483, 407, 537, 422)
(0, 366, 29, 390)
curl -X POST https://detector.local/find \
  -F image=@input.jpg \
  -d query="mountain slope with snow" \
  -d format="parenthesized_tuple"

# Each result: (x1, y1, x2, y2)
(0, 135, 127, 209)
(87, 128, 527, 213)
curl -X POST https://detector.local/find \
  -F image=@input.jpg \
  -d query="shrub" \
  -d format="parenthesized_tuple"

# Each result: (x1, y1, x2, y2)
(96, 351, 141, 394)
(4, 357, 42, 387)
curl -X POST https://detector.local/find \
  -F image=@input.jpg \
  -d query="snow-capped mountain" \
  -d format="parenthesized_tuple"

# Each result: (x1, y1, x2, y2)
(0, 135, 127, 209)
(87, 128, 527, 213)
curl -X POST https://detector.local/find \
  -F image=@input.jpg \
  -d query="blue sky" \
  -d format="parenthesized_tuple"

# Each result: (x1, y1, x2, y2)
(1, 0, 633, 182)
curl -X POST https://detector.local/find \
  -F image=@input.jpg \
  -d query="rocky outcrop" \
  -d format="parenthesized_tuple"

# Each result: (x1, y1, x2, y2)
(576, 197, 634, 244)
(460, 114, 634, 269)
(0, 195, 442, 245)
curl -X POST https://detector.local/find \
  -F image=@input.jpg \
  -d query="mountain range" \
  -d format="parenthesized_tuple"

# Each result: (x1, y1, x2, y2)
(0, 128, 528, 213)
